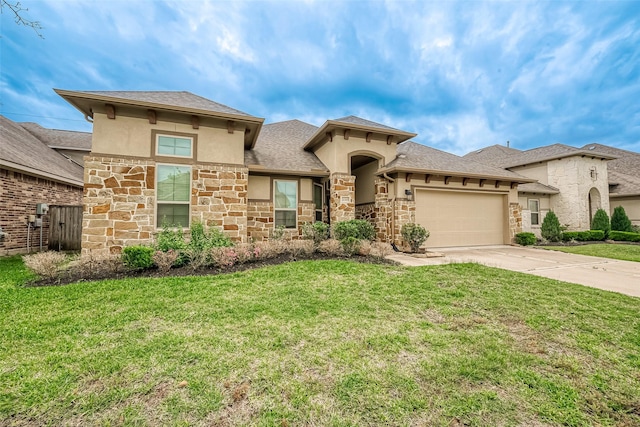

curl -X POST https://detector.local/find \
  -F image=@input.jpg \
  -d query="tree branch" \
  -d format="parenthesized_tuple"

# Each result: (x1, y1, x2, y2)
(1, 0, 44, 38)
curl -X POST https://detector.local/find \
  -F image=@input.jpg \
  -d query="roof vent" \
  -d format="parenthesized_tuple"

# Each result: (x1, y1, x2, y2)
(476, 149, 483, 154)
(398, 154, 407, 159)
(588, 146, 595, 150)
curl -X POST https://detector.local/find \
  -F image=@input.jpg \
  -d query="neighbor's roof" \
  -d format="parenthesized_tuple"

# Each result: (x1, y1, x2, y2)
(303, 115, 417, 150)
(380, 141, 534, 182)
(581, 143, 640, 178)
(245, 120, 329, 176)
(463, 144, 522, 168)
(0, 116, 84, 186)
(517, 182, 560, 194)
(20, 122, 92, 151)
(54, 89, 265, 149)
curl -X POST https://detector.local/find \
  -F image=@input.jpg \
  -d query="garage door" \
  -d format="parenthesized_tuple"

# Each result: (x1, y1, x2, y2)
(415, 189, 507, 247)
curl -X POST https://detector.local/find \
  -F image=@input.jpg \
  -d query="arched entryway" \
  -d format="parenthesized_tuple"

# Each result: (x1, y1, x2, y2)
(349, 152, 381, 207)
(588, 187, 602, 223)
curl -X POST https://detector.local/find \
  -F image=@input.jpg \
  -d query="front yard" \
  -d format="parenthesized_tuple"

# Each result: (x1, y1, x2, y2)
(540, 243, 640, 262)
(1, 256, 639, 426)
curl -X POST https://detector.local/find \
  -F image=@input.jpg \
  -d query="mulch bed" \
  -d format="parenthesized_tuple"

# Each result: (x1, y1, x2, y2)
(26, 253, 397, 287)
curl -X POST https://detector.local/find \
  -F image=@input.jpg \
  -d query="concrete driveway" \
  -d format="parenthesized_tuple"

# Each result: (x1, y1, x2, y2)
(387, 245, 640, 297)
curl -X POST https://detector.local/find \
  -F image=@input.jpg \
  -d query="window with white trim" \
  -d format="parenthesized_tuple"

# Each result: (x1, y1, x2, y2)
(528, 199, 540, 226)
(156, 135, 193, 158)
(274, 180, 297, 228)
(313, 183, 323, 222)
(157, 164, 191, 227)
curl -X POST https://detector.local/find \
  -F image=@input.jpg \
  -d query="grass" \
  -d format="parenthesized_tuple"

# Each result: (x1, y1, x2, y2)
(540, 243, 640, 262)
(1, 256, 639, 426)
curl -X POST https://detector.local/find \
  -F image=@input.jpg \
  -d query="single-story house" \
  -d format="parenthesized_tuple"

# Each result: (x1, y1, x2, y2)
(0, 116, 86, 255)
(56, 89, 536, 254)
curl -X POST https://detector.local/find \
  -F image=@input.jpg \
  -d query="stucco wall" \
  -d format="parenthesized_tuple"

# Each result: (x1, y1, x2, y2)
(611, 197, 640, 225)
(546, 157, 610, 230)
(91, 113, 246, 165)
(314, 130, 397, 174)
(353, 160, 378, 205)
(510, 163, 549, 185)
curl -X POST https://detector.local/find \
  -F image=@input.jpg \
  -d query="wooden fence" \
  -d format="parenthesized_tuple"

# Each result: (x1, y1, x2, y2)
(48, 205, 82, 251)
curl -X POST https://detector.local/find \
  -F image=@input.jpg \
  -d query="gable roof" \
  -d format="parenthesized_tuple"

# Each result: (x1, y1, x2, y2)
(55, 89, 265, 149)
(0, 116, 84, 186)
(245, 120, 329, 176)
(20, 122, 92, 151)
(581, 143, 640, 178)
(380, 141, 533, 182)
(303, 116, 417, 150)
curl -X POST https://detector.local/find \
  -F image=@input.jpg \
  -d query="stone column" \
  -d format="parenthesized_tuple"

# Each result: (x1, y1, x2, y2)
(330, 173, 355, 225)
(373, 178, 391, 242)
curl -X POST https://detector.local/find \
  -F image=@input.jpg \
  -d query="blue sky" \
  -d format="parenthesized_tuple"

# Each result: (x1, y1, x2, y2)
(2, 0, 639, 155)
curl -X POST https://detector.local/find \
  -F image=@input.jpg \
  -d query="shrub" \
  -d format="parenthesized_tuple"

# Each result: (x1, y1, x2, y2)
(590, 209, 611, 238)
(340, 236, 361, 256)
(121, 246, 155, 270)
(317, 239, 343, 256)
(153, 250, 179, 273)
(69, 252, 124, 279)
(369, 241, 393, 259)
(401, 223, 430, 252)
(611, 206, 632, 232)
(270, 225, 286, 241)
(302, 222, 329, 245)
(608, 231, 640, 242)
(22, 251, 67, 279)
(515, 232, 536, 246)
(541, 211, 563, 242)
(155, 224, 186, 252)
(562, 230, 605, 242)
(289, 240, 315, 258)
(333, 219, 375, 241)
(189, 221, 232, 250)
(210, 247, 238, 268)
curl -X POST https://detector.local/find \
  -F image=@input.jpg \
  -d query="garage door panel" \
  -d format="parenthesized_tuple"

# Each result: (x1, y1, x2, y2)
(415, 189, 506, 247)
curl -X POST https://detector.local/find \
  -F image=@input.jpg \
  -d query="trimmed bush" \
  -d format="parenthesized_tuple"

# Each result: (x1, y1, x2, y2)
(590, 209, 610, 237)
(515, 232, 536, 246)
(401, 223, 430, 252)
(541, 211, 563, 242)
(155, 224, 186, 252)
(333, 220, 375, 241)
(608, 231, 640, 242)
(22, 251, 68, 279)
(302, 221, 330, 245)
(611, 206, 632, 232)
(121, 246, 155, 270)
(562, 230, 605, 242)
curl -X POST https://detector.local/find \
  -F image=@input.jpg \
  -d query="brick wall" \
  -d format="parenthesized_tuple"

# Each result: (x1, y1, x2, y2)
(0, 168, 82, 256)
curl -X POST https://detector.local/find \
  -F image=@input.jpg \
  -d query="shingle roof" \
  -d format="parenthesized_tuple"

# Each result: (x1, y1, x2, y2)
(245, 120, 329, 175)
(581, 143, 640, 178)
(381, 141, 532, 181)
(608, 171, 640, 197)
(518, 182, 560, 194)
(20, 122, 92, 150)
(463, 144, 522, 168)
(0, 116, 84, 186)
(78, 90, 252, 117)
(503, 144, 615, 168)
(332, 115, 402, 132)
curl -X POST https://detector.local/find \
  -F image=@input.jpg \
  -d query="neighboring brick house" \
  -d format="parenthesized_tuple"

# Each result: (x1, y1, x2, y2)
(56, 89, 534, 254)
(0, 116, 86, 255)
(465, 144, 621, 236)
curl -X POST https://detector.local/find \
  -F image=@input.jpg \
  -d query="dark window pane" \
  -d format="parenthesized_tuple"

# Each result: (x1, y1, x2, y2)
(275, 210, 296, 228)
(157, 204, 189, 228)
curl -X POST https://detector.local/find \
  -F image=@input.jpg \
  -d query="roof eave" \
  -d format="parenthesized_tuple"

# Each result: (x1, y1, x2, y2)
(303, 120, 417, 151)
(247, 164, 330, 177)
(377, 166, 536, 183)
(506, 151, 617, 169)
(0, 159, 83, 187)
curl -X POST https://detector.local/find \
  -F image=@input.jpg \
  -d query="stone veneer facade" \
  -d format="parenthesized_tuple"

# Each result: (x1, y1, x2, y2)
(247, 200, 315, 241)
(509, 202, 523, 240)
(82, 155, 248, 255)
(0, 168, 82, 256)
(330, 173, 356, 225)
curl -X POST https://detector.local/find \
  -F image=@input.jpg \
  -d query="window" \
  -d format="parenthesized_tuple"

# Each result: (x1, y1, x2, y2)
(528, 199, 540, 226)
(157, 164, 191, 227)
(274, 180, 297, 228)
(313, 183, 323, 222)
(156, 135, 193, 158)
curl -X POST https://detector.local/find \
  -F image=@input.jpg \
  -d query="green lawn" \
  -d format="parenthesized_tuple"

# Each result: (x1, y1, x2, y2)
(540, 243, 640, 262)
(1, 256, 639, 426)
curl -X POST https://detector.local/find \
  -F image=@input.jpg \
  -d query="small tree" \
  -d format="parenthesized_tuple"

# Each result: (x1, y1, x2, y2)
(401, 223, 430, 253)
(610, 206, 632, 232)
(541, 211, 562, 242)
(590, 208, 611, 237)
